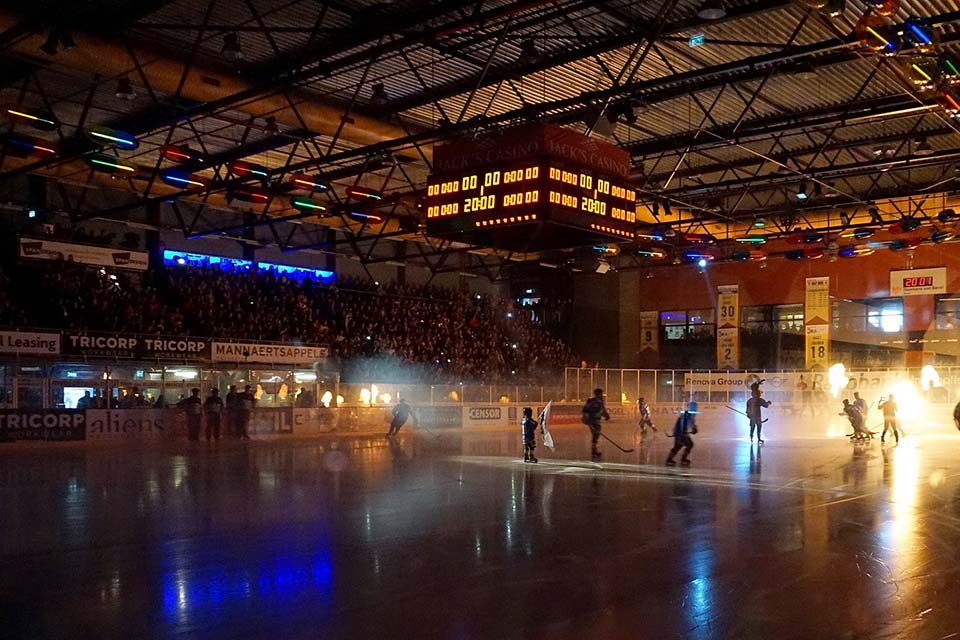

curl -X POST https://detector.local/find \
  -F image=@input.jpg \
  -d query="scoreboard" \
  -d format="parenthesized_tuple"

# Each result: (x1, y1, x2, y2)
(424, 125, 638, 251)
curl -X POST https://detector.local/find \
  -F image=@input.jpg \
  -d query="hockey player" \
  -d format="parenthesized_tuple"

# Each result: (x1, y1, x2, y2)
(637, 397, 657, 435)
(840, 398, 869, 440)
(521, 407, 539, 463)
(667, 400, 698, 465)
(582, 388, 610, 459)
(387, 398, 412, 436)
(746, 391, 771, 443)
(853, 392, 868, 422)
(177, 387, 203, 442)
(878, 393, 900, 444)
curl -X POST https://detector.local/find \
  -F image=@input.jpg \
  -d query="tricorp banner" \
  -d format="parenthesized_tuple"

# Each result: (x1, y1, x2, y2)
(0, 409, 86, 441)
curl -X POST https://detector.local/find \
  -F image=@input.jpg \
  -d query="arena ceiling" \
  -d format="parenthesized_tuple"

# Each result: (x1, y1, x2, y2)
(0, 0, 958, 278)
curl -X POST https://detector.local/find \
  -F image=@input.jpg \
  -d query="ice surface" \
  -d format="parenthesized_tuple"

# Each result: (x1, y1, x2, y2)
(2, 423, 960, 639)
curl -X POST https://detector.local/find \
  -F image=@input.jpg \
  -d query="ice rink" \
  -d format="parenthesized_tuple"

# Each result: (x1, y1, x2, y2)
(3, 422, 960, 639)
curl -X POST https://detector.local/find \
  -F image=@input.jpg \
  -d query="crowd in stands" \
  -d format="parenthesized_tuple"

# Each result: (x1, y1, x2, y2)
(0, 259, 576, 383)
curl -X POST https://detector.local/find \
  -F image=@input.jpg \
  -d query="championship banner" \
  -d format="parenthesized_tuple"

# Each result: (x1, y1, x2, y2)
(804, 276, 830, 370)
(716, 285, 739, 369)
(0, 330, 60, 356)
(211, 342, 329, 364)
(19, 237, 149, 271)
(639, 311, 658, 354)
(63, 332, 211, 360)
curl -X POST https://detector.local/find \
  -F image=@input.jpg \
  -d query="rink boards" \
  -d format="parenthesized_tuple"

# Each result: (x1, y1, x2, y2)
(2, 400, 957, 442)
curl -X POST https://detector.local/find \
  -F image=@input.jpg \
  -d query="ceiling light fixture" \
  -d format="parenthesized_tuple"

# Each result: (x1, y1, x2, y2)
(114, 77, 136, 101)
(696, 0, 726, 20)
(221, 33, 244, 62)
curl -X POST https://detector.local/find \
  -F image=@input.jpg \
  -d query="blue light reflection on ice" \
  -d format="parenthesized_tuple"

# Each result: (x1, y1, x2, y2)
(161, 550, 334, 625)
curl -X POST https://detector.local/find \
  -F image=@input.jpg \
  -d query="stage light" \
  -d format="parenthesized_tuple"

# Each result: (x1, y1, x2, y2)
(160, 168, 207, 189)
(855, 15, 899, 54)
(662, 199, 672, 216)
(27, 209, 37, 219)
(913, 136, 934, 156)
(824, 0, 845, 17)
(517, 38, 541, 65)
(85, 125, 138, 150)
(731, 250, 767, 261)
(937, 208, 956, 223)
(889, 217, 922, 233)
(931, 230, 955, 243)
(636, 231, 664, 241)
(868, 205, 883, 224)
(114, 77, 136, 101)
(904, 58, 941, 91)
(0, 134, 57, 158)
(346, 186, 383, 200)
(795, 182, 808, 200)
(595, 260, 612, 274)
(221, 33, 244, 61)
(696, 0, 725, 20)
(838, 244, 874, 258)
(697, 258, 707, 268)
(753, 217, 766, 227)
(902, 17, 938, 54)
(5, 107, 58, 131)
(635, 248, 666, 259)
(940, 56, 960, 85)
(864, 0, 899, 16)
(229, 160, 269, 179)
(227, 186, 270, 203)
(889, 237, 921, 251)
(841, 227, 875, 240)
(84, 153, 137, 174)
(735, 235, 767, 243)
(290, 196, 328, 214)
(370, 82, 389, 107)
(289, 173, 329, 191)
(348, 211, 384, 224)
(161, 144, 204, 164)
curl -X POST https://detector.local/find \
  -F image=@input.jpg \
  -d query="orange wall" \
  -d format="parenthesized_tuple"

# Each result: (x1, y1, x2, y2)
(633, 243, 960, 310)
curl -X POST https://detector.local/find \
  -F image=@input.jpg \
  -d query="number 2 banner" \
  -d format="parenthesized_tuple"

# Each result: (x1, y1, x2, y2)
(805, 276, 830, 370)
(716, 285, 739, 370)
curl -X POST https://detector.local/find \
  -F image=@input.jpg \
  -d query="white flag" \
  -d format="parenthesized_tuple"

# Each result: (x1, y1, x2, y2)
(539, 401, 555, 449)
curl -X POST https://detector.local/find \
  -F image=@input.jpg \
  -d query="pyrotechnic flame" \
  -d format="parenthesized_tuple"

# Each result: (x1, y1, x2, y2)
(920, 365, 941, 391)
(336, 395, 345, 405)
(320, 391, 333, 408)
(371, 384, 379, 404)
(380, 393, 392, 404)
(828, 363, 849, 398)
(360, 388, 371, 404)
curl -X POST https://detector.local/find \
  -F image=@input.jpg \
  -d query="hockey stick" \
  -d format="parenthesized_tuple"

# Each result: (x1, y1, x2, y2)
(724, 405, 768, 423)
(599, 431, 635, 453)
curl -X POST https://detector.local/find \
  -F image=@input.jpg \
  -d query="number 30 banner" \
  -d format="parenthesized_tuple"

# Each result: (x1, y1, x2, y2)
(716, 285, 739, 370)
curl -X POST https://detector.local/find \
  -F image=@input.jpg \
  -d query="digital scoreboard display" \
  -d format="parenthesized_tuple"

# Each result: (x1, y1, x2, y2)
(902, 276, 934, 289)
(889, 267, 947, 296)
(424, 124, 638, 251)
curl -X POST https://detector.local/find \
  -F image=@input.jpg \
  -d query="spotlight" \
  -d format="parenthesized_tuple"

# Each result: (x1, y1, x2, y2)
(938, 208, 956, 223)
(824, 0, 846, 17)
(839, 210, 850, 226)
(696, 0, 726, 20)
(595, 260, 612, 274)
(795, 182, 808, 200)
(370, 82, 389, 107)
(517, 38, 541, 66)
(663, 199, 672, 216)
(914, 136, 934, 156)
(697, 258, 707, 268)
(221, 33, 244, 62)
(114, 77, 136, 101)
(754, 217, 766, 228)
(868, 205, 883, 224)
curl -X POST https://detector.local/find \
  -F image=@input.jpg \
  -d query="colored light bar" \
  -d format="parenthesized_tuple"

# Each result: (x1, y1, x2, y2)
(161, 144, 205, 164)
(85, 153, 136, 174)
(635, 248, 666, 258)
(841, 228, 875, 239)
(289, 173, 329, 191)
(636, 232, 664, 241)
(86, 126, 138, 151)
(160, 168, 207, 189)
(6, 108, 58, 131)
(906, 21, 933, 46)
(735, 235, 767, 244)
(889, 238, 921, 251)
(229, 160, 269, 179)
(931, 230, 955, 243)
(838, 245, 874, 258)
(1, 134, 56, 157)
(682, 251, 714, 262)
(346, 186, 383, 201)
(348, 211, 384, 224)
(731, 250, 767, 261)
(290, 196, 327, 213)
(228, 187, 270, 203)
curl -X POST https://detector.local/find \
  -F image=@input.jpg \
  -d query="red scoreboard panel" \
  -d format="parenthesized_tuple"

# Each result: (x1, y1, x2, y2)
(424, 125, 637, 251)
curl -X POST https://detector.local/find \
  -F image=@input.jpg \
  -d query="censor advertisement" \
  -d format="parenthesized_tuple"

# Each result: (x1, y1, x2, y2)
(19, 237, 149, 271)
(212, 342, 329, 364)
(63, 333, 211, 360)
(716, 285, 739, 370)
(0, 409, 85, 442)
(804, 276, 830, 370)
(0, 330, 60, 356)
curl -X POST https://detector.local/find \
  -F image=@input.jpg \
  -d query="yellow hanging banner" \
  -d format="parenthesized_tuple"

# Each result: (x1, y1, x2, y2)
(639, 311, 659, 354)
(804, 276, 830, 370)
(716, 285, 739, 369)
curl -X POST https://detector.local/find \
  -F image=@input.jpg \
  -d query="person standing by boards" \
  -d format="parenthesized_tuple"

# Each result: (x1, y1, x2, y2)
(637, 397, 657, 436)
(878, 394, 901, 445)
(203, 388, 224, 442)
(746, 381, 771, 444)
(521, 407, 540, 463)
(177, 388, 203, 442)
(582, 388, 610, 459)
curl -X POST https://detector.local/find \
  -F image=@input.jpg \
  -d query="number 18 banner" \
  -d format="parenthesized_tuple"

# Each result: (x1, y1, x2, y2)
(717, 285, 739, 370)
